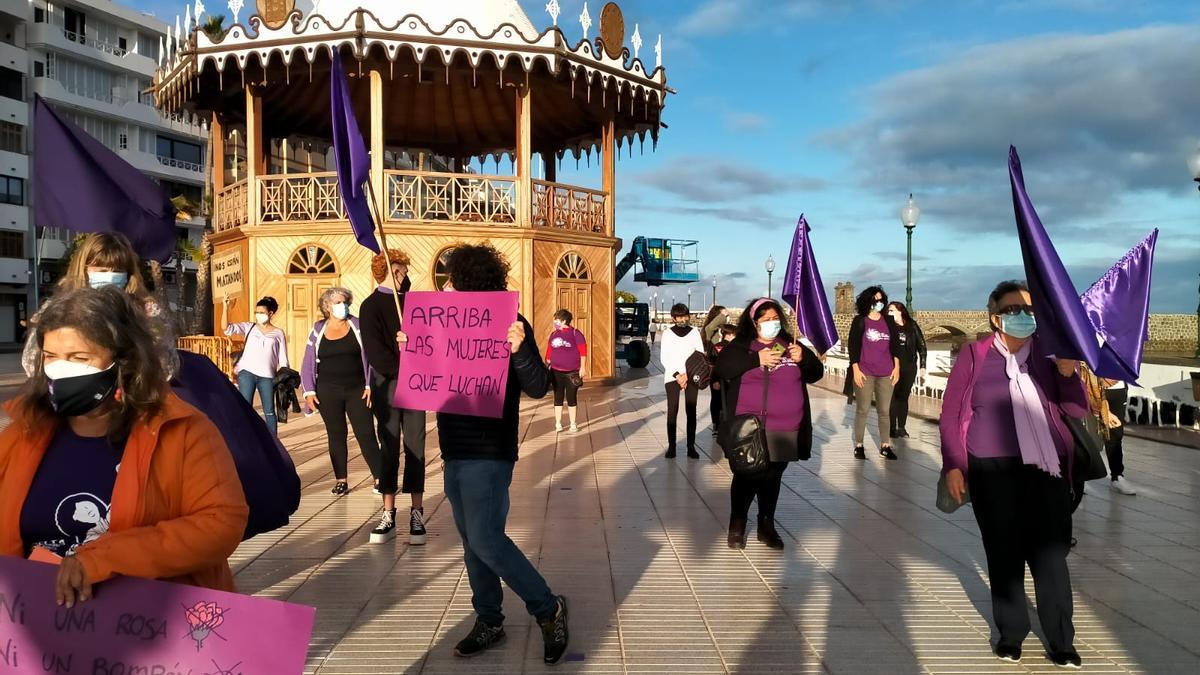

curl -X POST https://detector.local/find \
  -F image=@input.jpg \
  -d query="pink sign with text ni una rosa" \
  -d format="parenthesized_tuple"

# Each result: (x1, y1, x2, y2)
(0, 556, 315, 674)
(393, 291, 519, 419)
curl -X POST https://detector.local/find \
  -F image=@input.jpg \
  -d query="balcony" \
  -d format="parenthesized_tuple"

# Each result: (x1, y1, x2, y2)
(0, 41, 26, 73)
(214, 169, 612, 236)
(0, 0, 24, 20)
(116, 147, 204, 183)
(0, 256, 28, 285)
(0, 95, 26, 127)
(26, 22, 156, 76)
(0, 203, 26, 232)
(0, 149, 27, 178)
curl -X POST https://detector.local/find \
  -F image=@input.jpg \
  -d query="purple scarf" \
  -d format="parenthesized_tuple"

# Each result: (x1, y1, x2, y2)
(993, 334, 1061, 477)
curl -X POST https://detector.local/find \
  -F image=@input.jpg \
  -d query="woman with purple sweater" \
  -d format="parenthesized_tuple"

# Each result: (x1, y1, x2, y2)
(940, 281, 1088, 669)
(714, 298, 824, 550)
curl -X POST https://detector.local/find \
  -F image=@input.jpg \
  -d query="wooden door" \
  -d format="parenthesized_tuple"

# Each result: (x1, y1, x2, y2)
(556, 281, 592, 354)
(286, 276, 337, 369)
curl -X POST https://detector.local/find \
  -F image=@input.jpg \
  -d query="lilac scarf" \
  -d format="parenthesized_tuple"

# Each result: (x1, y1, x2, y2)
(993, 334, 1061, 477)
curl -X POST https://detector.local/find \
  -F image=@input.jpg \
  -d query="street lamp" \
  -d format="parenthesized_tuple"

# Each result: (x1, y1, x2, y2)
(1191, 146, 1200, 356)
(651, 292, 657, 321)
(712, 275, 718, 306)
(687, 288, 692, 313)
(900, 193, 921, 310)
(765, 255, 776, 298)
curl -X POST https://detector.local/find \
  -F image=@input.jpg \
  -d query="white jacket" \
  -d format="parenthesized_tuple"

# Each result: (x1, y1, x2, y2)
(660, 326, 704, 384)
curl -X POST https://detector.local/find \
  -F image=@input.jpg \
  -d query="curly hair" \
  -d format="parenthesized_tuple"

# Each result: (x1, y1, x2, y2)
(733, 298, 794, 344)
(855, 286, 888, 317)
(446, 244, 510, 292)
(318, 287, 353, 319)
(371, 248, 412, 284)
(59, 232, 151, 300)
(13, 287, 169, 440)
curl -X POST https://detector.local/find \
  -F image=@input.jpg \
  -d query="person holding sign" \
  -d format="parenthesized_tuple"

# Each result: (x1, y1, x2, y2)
(224, 296, 289, 436)
(545, 308, 587, 433)
(360, 249, 429, 545)
(401, 244, 570, 665)
(0, 287, 249, 604)
(301, 287, 379, 496)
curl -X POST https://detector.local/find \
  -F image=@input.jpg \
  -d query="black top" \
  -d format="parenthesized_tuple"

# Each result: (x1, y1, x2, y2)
(895, 321, 928, 370)
(437, 315, 550, 463)
(317, 331, 365, 388)
(359, 277, 411, 379)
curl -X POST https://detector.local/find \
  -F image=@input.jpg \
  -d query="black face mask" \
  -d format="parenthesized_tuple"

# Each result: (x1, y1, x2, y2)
(47, 367, 119, 418)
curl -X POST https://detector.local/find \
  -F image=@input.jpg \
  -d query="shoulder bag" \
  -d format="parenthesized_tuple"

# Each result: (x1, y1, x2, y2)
(719, 361, 772, 477)
(1062, 414, 1108, 482)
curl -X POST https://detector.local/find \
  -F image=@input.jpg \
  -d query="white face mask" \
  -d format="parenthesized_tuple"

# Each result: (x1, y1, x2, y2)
(331, 303, 349, 320)
(255, 313, 270, 325)
(43, 360, 108, 380)
(553, 320, 564, 329)
(759, 320, 782, 340)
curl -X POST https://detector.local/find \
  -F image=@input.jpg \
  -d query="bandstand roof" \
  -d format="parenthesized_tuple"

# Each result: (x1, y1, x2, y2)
(154, 1, 671, 160)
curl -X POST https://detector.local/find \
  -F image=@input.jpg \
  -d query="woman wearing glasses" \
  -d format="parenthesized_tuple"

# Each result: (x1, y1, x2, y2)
(940, 281, 1088, 669)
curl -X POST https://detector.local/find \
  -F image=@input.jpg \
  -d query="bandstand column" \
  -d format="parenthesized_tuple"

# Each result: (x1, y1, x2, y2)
(514, 85, 532, 228)
(369, 68, 386, 222)
(244, 86, 263, 227)
(210, 113, 225, 226)
(540, 151, 556, 182)
(602, 116, 616, 235)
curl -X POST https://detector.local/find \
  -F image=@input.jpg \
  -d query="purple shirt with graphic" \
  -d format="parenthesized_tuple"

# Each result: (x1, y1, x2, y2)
(19, 428, 122, 557)
(546, 327, 587, 372)
(735, 341, 807, 432)
(859, 316, 894, 377)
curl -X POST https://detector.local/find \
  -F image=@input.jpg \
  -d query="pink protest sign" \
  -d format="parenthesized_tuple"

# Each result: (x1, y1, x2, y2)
(0, 556, 314, 674)
(393, 291, 519, 418)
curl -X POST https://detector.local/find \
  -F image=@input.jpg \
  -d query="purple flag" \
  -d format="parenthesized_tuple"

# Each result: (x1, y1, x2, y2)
(32, 95, 176, 263)
(1080, 229, 1157, 382)
(1009, 146, 1102, 367)
(330, 51, 379, 253)
(781, 215, 839, 354)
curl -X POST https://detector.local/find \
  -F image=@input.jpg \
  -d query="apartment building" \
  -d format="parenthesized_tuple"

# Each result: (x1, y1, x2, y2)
(0, 0, 208, 344)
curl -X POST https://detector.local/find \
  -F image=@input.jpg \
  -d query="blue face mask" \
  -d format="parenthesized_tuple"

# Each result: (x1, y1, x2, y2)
(871, 302, 885, 314)
(1000, 313, 1037, 339)
(88, 272, 128, 290)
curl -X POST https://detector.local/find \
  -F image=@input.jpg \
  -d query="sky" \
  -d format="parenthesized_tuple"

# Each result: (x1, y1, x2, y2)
(134, 0, 1200, 313)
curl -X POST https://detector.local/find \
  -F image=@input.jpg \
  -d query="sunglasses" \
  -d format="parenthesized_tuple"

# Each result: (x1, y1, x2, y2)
(997, 304, 1034, 316)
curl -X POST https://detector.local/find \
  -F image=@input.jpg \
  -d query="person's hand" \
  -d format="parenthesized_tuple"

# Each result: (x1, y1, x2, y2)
(853, 369, 864, 389)
(891, 367, 901, 386)
(787, 344, 804, 362)
(395, 330, 408, 346)
(675, 373, 688, 388)
(1106, 411, 1123, 429)
(758, 349, 782, 369)
(919, 368, 927, 380)
(305, 394, 319, 409)
(56, 555, 92, 608)
(362, 388, 372, 409)
(1055, 358, 1080, 377)
(507, 321, 525, 354)
(945, 469, 967, 504)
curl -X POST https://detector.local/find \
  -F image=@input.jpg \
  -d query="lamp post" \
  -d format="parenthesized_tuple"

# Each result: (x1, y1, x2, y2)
(687, 288, 692, 313)
(900, 193, 921, 310)
(651, 292, 657, 321)
(766, 255, 776, 298)
(712, 275, 718, 306)
(1191, 146, 1200, 357)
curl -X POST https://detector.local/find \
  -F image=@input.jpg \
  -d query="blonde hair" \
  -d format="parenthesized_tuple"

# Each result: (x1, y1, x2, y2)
(59, 233, 151, 300)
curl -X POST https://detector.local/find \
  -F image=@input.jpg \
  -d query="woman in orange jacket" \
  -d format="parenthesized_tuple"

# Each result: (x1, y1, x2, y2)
(0, 287, 248, 607)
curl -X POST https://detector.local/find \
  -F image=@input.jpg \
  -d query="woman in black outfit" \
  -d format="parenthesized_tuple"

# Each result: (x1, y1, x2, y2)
(714, 298, 824, 550)
(887, 301, 926, 438)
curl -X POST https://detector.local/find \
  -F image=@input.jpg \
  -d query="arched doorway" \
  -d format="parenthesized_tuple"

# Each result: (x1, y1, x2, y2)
(555, 252, 592, 347)
(285, 243, 340, 366)
(432, 246, 457, 290)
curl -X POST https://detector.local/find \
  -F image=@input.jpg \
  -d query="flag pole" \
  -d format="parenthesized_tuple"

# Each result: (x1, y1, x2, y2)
(363, 176, 403, 328)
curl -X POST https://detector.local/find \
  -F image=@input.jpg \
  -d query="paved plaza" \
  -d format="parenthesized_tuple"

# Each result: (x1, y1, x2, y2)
(230, 363, 1200, 674)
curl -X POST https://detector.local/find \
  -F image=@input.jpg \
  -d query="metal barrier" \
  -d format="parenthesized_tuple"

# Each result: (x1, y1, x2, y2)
(177, 336, 236, 381)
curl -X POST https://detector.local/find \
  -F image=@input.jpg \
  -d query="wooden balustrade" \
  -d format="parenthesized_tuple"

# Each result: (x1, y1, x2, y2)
(260, 172, 345, 224)
(215, 179, 249, 232)
(532, 180, 608, 234)
(385, 170, 517, 225)
(177, 336, 236, 381)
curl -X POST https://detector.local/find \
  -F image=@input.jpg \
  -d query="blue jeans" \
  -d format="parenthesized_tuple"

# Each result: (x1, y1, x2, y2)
(237, 370, 277, 436)
(443, 459, 557, 626)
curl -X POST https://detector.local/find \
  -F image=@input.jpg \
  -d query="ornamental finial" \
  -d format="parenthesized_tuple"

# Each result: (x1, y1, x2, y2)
(228, 0, 244, 24)
(158, 36, 165, 66)
(655, 34, 662, 69)
(580, 2, 592, 40)
(632, 24, 642, 59)
(184, 4, 193, 35)
(194, 0, 206, 21)
(546, 0, 560, 26)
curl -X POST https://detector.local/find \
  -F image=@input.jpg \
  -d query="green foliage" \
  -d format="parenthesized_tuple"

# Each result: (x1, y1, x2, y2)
(615, 290, 638, 304)
(201, 15, 226, 40)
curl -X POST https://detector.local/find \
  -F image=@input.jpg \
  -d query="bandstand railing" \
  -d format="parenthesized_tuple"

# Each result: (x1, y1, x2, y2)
(531, 180, 608, 234)
(216, 179, 249, 232)
(260, 172, 345, 224)
(385, 170, 517, 225)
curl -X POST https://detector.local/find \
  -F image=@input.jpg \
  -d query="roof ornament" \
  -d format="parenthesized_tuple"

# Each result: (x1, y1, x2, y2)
(580, 2, 592, 40)
(166, 24, 174, 61)
(631, 24, 642, 59)
(546, 0, 560, 26)
(195, 0, 206, 22)
(184, 4, 193, 36)
(158, 36, 165, 67)
(228, 0, 244, 25)
(655, 34, 662, 70)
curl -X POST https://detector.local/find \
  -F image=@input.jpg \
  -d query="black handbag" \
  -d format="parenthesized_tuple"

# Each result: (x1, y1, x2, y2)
(719, 365, 771, 477)
(1063, 414, 1108, 482)
(567, 371, 584, 388)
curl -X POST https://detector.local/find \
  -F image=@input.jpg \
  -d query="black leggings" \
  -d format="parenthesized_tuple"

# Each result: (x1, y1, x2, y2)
(890, 364, 918, 433)
(552, 370, 580, 407)
(1105, 387, 1127, 479)
(731, 462, 788, 522)
(316, 381, 380, 481)
(665, 381, 698, 449)
(710, 383, 723, 431)
(369, 374, 427, 495)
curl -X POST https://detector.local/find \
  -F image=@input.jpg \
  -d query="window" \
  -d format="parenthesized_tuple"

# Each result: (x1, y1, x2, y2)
(33, 62, 44, 78)
(0, 68, 22, 102)
(34, 8, 45, 24)
(157, 136, 202, 165)
(0, 122, 22, 154)
(557, 252, 590, 280)
(64, 8, 86, 42)
(0, 176, 23, 206)
(288, 245, 337, 275)
(0, 231, 22, 258)
(432, 247, 457, 290)
(118, 132, 127, 150)
(118, 37, 127, 52)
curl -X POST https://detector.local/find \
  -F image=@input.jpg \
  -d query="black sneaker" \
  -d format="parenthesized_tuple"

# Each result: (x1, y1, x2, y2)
(995, 644, 1022, 662)
(538, 595, 570, 665)
(687, 447, 701, 459)
(409, 507, 427, 546)
(880, 446, 898, 461)
(665, 447, 677, 459)
(453, 620, 506, 658)
(331, 481, 349, 496)
(369, 509, 397, 544)
(1050, 651, 1082, 669)
(853, 446, 866, 460)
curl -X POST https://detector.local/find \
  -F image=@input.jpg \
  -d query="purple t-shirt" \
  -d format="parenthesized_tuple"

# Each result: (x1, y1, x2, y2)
(735, 341, 807, 432)
(966, 348, 1069, 460)
(858, 316, 894, 377)
(19, 428, 122, 557)
(546, 327, 587, 372)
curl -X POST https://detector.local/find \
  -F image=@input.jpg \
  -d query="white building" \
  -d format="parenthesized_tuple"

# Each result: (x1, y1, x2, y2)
(0, 0, 208, 344)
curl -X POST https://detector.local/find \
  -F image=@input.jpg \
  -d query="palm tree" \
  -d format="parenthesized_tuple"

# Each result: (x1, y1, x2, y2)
(201, 15, 226, 41)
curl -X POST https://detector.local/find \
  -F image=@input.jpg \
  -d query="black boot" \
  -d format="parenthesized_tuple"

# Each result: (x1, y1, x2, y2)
(665, 446, 677, 459)
(757, 515, 784, 550)
(727, 517, 747, 549)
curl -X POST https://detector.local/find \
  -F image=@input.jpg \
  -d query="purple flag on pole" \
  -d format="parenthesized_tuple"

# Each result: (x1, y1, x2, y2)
(330, 51, 380, 253)
(1080, 229, 1157, 382)
(1008, 146, 1102, 367)
(32, 95, 176, 263)
(781, 215, 839, 354)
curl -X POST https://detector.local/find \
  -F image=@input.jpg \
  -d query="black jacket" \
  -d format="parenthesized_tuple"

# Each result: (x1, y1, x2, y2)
(359, 276, 412, 380)
(273, 367, 303, 424)
(895, 321, 927, 371)
(437, 314, 550, 462)
(713, 336, 825, 461)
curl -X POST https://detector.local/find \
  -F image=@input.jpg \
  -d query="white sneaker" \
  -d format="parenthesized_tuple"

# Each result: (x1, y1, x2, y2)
(569, 424, 578, 433)
(555, 422, 564, 433)
(1110, 476, 1137, 496)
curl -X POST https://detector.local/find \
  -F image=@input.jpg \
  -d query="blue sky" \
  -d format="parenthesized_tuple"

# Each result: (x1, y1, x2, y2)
(135, 0, 1200, 313)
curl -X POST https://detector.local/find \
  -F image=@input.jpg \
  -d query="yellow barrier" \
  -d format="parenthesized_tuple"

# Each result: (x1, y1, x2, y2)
(177, 336, 236, 381)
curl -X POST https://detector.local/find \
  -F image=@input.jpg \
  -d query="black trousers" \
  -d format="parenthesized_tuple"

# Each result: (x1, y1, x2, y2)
(665, 381, 699, 450)
(316, 381, 380, 481)
(710, 383, 724, 432)
(890, 364, 918, 433)
(968, 455, 1075, 653)
(1104, 387, 1127, 479)
(552, 370, 581, 407)
(369, 373, 427, 495)
(730, 462, 788, 522)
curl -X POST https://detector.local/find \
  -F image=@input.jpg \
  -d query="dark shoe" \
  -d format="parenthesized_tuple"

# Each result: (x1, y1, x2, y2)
(1050, 651, 1082, 669)
(369, 509, 397, 544)
(880, 446, 898, 461)
(454, 620, 506, 658)
(995, 644, 1022, 662)
(896, 429, 910, 438)
(331, 481, 349, 496)
(538, 595, 570, 666)
(853, 446, 866, 460)
(727, 517, 747, 549)
(409, 507, 427, 546)
(757, 516, 784, 550)
(665, 447, 677, 459)
(687, 447, 701, 459)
